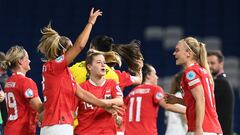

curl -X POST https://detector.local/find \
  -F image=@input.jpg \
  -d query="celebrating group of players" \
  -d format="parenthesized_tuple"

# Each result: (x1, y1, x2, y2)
(0, 8, 223, 135)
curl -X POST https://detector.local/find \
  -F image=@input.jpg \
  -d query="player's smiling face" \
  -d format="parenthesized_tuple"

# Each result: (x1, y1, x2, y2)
(89, 54, 106, 77)
(173, 41, 189, 66)
(19, 50, 31, 71)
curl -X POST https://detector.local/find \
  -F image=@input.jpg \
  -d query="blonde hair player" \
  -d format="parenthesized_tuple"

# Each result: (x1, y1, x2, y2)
(3, 45, 43, 135)
(165, 37, 222, 135)
(37, 8, 114, 135)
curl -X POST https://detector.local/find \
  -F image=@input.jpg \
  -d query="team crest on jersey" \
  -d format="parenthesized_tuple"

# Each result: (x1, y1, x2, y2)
(55, 55, 64, 63)
(156, 92, 163, 100)
(186, 71, 196, 80)
(104, 94, 112, 99)
(25, 88, 33, 98)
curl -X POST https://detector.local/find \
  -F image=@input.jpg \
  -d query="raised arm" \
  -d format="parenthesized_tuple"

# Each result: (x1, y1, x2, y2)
(65, 8, 102, 65)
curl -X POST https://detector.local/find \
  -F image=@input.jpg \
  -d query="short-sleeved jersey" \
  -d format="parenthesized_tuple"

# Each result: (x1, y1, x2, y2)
(125, 84, 164, 135)
(41, 55, 77, 127)
(4, 72, 39, 135)
(70, 61, 119, 84)
(114, 70, 134, 90)
(70, 61, 135, 130)
(181, 63, 222, 133)
(74, 79, 123, 135)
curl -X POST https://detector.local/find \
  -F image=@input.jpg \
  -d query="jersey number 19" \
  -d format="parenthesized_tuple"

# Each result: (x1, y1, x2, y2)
(5, 92, 18, 120)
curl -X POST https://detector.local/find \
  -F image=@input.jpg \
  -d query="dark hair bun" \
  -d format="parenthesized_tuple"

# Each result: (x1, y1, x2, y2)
(91, 35, 114, 52)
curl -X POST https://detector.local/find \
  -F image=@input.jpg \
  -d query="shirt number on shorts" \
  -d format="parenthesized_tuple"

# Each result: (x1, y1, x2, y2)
(128, 97, 142, 122)
(5, 92, 18, 120)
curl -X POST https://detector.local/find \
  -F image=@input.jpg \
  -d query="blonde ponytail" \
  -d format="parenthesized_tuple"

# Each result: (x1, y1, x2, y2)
(184, 37, 214, 86)
(198, 42, 214, 86)
(38, 24, 62, 60)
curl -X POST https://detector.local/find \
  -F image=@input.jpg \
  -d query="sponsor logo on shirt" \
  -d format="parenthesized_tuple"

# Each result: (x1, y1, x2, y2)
(186, 71, 196, 80)
(55, 55, 64, 63)
(25, 88, 34, 98)
(105, 89, 112, 99)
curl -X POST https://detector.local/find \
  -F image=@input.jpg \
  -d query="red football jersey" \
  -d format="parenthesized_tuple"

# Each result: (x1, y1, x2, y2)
(114, 70, 134, 90)
(125, 84, 164, 135)
(4, 72, 39, 135)
(41, 55, 77, 127)
(181, 63, 222, 133)
(74, 79, 123, 135)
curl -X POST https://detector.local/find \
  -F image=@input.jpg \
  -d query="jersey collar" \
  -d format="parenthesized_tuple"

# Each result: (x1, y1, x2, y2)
(188, 63, 198, 67)
(13, 72, 26, 76)
(89, 78, 106, 87)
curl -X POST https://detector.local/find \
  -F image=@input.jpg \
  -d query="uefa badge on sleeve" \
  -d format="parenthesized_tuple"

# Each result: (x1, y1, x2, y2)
(25, 88, 34, 98)
(156, 92, 163, 100)
(55, 55, 64, 63)
(186, 70, 196, 80)
(116, 85, 123, 96)
(116, 85, 122, 92)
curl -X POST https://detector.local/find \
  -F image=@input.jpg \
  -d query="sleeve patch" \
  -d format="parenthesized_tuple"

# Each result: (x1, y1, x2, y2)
(25, 88, 34, 98)
(130, 76, 137, 82)
(155, 92, 163, 100)
(186, 70, 196, 80)
(55, 55, 64, 63)
(116, 85, 122, 92)
(188, 78, 200, 86)
(116, 85, 123, 96)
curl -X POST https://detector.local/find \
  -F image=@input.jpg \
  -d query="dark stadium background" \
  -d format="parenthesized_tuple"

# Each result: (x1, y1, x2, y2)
(0, 0, 239, 134)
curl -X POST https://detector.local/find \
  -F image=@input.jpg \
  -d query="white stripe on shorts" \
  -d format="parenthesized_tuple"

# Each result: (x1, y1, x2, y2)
(40, 124, 73, 135)
(116, 131, 124, 135)
(186, 132, 223, 135)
